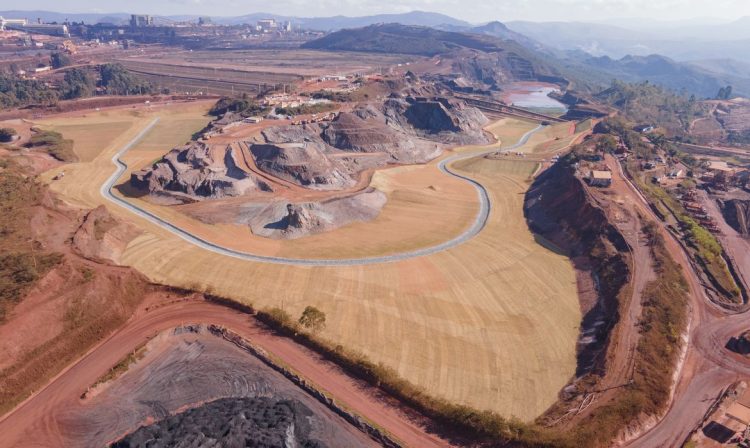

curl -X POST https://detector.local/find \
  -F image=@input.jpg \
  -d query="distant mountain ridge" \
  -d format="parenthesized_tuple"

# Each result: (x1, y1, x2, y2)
(505, 18, 750, 64)
(302, 23, 569, 88)
(302, 23, 750, 98)
(302, 23, 506, 56)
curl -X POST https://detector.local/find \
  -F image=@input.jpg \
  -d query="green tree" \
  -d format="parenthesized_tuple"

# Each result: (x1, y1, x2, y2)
(99, 63, 152, 96)
(50, 52, 71, 69)
(717, 85, 733, 100)
(298, 306, 326, 332)
(596, 135, 617, 153)
(61, 68, 95, 100)
(0, 128, 17, 143)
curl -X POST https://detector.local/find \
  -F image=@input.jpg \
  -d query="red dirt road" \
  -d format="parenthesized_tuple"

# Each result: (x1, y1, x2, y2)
(0, 298, 452, 448)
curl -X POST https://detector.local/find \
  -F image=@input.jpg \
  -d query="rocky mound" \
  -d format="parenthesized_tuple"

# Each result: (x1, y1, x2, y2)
(129, 94, 488, 238)
(242, 189, 388, 239)
(383, 97, 489, 145)
(250, 142, 357, 190)
(130, 142, 272, 203)
(133, 95, 488, 201)
(111, 397, 324, 448)
(72, 205, 141, 263)
(244, 98, 486, 188)
(321, 105, 416, 153)
(720, 198, 750, 237)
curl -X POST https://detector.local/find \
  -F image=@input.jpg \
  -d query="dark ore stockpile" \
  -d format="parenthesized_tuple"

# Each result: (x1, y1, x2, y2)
(111, 397, 325, 448)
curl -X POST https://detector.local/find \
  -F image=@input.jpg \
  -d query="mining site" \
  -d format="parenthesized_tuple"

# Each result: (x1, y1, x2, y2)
(5, 5, 750, 448)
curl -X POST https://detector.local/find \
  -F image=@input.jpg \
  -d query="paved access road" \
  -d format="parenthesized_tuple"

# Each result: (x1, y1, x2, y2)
(101, 118, 544, 266)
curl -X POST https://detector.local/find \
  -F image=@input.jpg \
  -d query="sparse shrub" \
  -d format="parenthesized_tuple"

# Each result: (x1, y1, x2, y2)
(50, 52, 71, 69)
(0, 128, 16, 143)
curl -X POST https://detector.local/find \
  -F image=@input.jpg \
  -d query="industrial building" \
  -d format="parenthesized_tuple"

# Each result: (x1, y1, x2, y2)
(130, 15, 154, 28)
(0, 16, 27, 31)
(257, 19, 277, 32)
(1, 17, 69, 37)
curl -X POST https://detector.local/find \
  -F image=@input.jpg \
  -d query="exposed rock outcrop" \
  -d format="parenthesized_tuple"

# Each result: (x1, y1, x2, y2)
(381, 97, 489, 146)
(129, 94, 488, 239)
(132, 96, 488, 201)
(250, 142, 357, 190)
(130, 142, 272, 202)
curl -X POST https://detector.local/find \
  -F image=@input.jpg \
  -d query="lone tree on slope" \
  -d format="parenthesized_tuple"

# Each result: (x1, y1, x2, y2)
(299, 306, 326, 332)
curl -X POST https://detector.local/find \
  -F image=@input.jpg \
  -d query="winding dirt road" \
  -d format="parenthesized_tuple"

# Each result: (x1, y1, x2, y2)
(610, 155, 750, 447)
(0, 298, 452, 448)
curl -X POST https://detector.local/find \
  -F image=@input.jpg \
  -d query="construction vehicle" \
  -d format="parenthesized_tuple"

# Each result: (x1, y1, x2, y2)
(61, 40, 77, 54)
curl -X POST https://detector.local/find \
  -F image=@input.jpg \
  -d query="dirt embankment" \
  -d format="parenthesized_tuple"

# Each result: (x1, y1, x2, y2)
(0, 153, 160, 417)
(719, 198, 750, 237)
(525, 161, 631, 378)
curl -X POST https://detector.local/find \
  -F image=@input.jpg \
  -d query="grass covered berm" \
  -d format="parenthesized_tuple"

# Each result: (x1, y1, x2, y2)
(25, 129, 77, 162)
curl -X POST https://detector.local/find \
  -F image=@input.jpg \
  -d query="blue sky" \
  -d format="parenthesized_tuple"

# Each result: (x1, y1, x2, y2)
(0, 0, 748, 22)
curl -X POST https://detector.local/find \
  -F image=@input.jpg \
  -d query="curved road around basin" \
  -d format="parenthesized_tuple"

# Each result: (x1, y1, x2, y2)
(102, 118, 544, 266)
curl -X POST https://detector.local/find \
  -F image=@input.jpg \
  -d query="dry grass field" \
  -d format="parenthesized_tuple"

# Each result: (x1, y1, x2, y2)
(38, 121, 133, 162)
(38, 106, 583, 421)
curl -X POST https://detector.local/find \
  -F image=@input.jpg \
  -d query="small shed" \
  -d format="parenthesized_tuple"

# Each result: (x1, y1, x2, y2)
(589, 170, 612, 187)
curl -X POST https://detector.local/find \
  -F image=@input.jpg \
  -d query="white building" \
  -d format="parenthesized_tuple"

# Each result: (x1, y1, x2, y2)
(257, 19, 277, 32)
(0, 16, 27, 31)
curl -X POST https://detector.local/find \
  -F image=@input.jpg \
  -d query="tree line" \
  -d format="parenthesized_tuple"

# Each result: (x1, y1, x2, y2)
(0, 63, 157, 108)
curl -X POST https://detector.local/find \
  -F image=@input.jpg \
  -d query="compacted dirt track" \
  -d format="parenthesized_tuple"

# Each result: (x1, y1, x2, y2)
(0, 298, 452, 448)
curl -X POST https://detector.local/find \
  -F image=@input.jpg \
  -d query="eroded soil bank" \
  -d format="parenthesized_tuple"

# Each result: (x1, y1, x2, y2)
(525, 160, 631, 378)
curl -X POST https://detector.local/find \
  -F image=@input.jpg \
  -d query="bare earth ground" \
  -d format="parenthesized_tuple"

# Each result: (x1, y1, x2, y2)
(37, 105, 584, 421)
(120, 49, 421, 77)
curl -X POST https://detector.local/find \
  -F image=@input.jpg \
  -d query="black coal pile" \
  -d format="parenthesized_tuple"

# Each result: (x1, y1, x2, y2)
(111, 397, 326, 448)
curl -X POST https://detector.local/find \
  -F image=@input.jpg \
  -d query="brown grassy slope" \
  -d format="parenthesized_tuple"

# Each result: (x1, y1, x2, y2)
(0, 159, 63, 320)
(0, 154, 157, 416)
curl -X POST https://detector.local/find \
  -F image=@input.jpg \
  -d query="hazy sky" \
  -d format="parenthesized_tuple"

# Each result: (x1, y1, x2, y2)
(1, 0, 749, 23)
